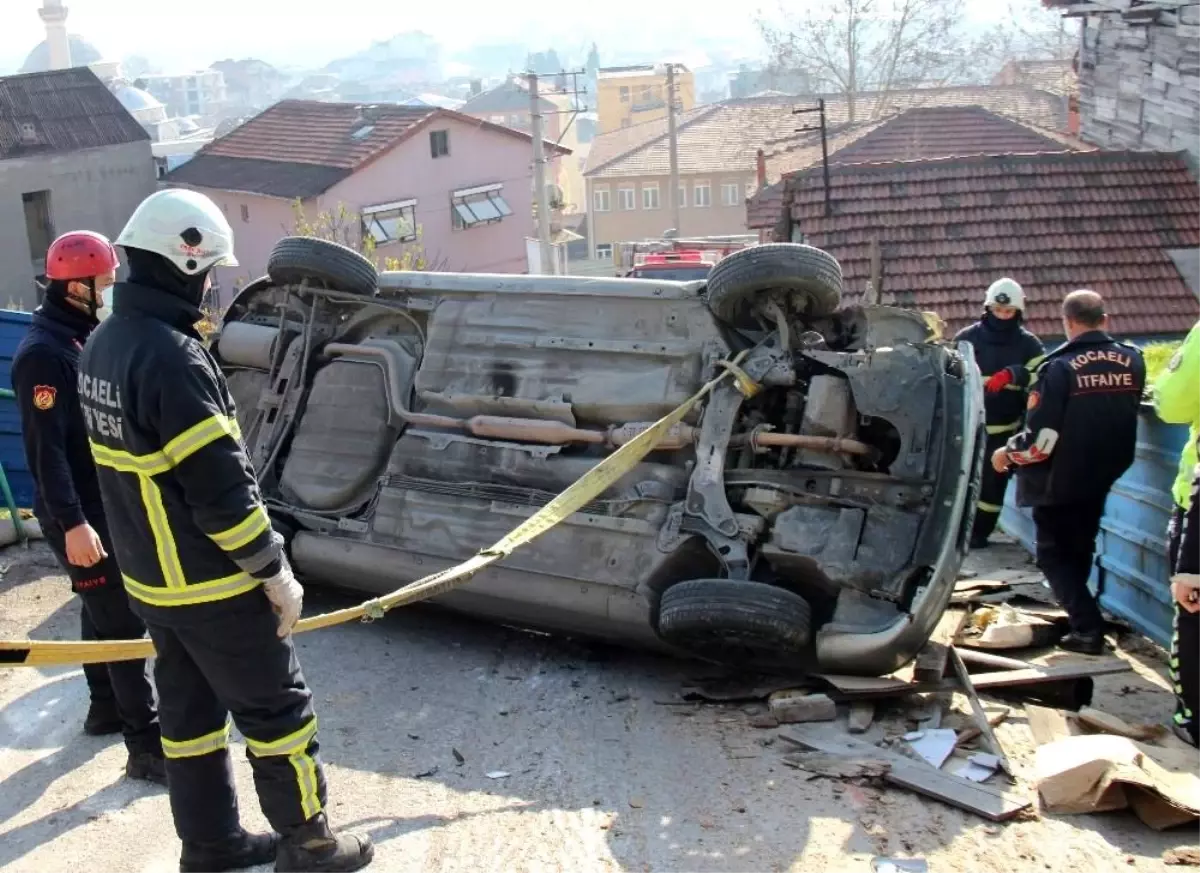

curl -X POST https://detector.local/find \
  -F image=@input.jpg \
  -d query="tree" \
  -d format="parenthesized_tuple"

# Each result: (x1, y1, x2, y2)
(976, 0, 1080, 73)
(288, 200, 443, 272)
(758, 0, 979, 122)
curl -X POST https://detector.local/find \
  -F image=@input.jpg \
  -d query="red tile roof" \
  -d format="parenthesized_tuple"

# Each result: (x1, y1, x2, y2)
(585, 86, 1068, 179)
(747, 106, 1088, 230)
(168, 99, 568, 197)
(780, 150, 1199, 338)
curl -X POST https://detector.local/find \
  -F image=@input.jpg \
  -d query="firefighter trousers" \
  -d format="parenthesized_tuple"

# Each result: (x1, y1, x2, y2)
(138, 588, 328, 843)
(972, 430, 1014, 545)
(1168, 506, 1198, 745)
(1032, 496, 1108, 636)
(42, 512, 160, 755)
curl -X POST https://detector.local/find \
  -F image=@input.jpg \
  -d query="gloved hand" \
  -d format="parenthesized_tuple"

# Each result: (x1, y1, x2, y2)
(985, 368, 1014, 394)
(1172, 573, 1200, 614)
(261, 557, 304, 638)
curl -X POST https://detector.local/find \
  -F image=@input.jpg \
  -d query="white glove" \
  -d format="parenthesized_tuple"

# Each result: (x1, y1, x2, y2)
(261, 558, 304, 637)
(1172, 573, 1200, 614)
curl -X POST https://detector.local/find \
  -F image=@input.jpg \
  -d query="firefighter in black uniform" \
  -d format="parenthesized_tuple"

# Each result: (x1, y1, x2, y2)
(954, 278, 1045, 549)
(79, 189, 373, 873)
(994, 290, 1146, 655)
(12, 230, 165, 783)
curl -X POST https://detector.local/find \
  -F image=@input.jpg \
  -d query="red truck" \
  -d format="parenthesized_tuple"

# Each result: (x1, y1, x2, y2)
(617, 235, 757, 281)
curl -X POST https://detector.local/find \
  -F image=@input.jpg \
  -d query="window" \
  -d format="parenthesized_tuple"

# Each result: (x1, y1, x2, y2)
(693, 182, 711, 208)
(677, 185, 687, 208)
(619, 86, 630, 102)
(642, 183, 660, 210)
(240, 203, 250, 223)
(618, 187, 636, 210)
(490, 114, 505, 124)
(593, 187, 611, 212)
(362, 199, 417, 245)
(451, 184, 512, 230)
(22, 190, 54, 269)
(746, 181, 757, 199)
(722, 182, 742, 206)
(595, 243, 613, 260)
(430, 129, 450, 158)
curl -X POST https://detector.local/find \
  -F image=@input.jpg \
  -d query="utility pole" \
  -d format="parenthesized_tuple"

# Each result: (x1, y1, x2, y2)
(793, 99, 831, 217)
(666, 62, 681, 235)
(528, 72, 556, 275)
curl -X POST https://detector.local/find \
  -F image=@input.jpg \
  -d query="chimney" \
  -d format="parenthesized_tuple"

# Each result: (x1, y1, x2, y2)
(756, 148, 767, 190)
(1067, 94, 1080, 136)
(38, 0, 72, 71)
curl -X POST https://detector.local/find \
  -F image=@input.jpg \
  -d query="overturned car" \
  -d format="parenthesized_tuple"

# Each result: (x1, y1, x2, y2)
(212, 239, 986, 676)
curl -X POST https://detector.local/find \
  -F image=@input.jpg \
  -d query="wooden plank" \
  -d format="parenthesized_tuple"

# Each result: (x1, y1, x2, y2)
(1026, 704, 1081, 746)
(779, 725, 1033, 822)
(949, 646, 1014, 778)
(913, 607, 969, 683)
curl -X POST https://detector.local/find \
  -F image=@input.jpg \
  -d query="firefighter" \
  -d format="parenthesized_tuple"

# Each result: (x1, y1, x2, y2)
(1153, 318, 1198, 746)
(993, 290, 1145, 655)
(79, 189, 373, 873)
(954, 278, 1045, 549)
(11, 230, 165, 783)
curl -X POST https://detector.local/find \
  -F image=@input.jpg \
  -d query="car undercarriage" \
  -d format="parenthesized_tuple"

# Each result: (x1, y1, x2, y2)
(211, 237, 986, 676)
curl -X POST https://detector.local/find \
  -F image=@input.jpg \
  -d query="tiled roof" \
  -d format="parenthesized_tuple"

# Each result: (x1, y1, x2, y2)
(0, 67, 150, 160)
(461, 80, 555, 114)
(747, 106, 1087, 229)
(165, 155, 353, 199)
(167, 99, 568, 198)
(585, 86, 1068, 179)
(781, 150, 1199, 338)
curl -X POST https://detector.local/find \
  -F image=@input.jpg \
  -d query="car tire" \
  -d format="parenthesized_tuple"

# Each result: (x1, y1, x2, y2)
(706, 243, 843, 326)
(267, 236, 378, 296)
(657, 578, 813, 657)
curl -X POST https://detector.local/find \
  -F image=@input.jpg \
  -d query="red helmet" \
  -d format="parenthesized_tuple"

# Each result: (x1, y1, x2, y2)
(45, 230, 120, 282)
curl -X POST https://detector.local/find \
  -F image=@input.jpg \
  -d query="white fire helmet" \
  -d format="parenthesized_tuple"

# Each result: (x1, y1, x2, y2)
(115, 188, 238, 275)
(984, 277, 1025, 312)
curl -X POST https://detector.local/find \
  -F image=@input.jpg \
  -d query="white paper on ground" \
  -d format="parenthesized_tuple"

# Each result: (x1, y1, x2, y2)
(906, 728, 958, 769)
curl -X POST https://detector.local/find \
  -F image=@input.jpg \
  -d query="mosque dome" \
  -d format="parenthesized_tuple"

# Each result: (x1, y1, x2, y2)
(20, 34, 103, 73)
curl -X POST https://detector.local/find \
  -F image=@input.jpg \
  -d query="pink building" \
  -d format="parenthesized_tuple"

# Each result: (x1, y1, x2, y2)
(164, 99, 571, 308)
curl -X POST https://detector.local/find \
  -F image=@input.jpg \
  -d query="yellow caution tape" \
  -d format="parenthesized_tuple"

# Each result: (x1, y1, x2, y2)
(0, 349, 755, 668)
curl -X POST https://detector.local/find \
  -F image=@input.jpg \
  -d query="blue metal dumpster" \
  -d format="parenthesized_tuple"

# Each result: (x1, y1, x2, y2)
(0, 310, 35, 510)
(1000, 404, 1189, 648)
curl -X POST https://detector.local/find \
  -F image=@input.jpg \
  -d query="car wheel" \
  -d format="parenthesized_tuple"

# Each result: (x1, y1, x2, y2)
(657, 578, 813, 659)
(267, 236, 379, 296)
(706, 243, 843, 328)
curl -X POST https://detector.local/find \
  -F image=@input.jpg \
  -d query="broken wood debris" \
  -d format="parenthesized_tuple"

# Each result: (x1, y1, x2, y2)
(779, 725, 1033, 821)
(948, 646, 1014, 779)
(781, 751, 890, 783)
(913, 607, 969, 682)
(769, 690, 837, 724)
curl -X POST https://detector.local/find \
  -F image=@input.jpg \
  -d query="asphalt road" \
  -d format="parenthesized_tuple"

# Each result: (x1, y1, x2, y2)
(0, 537, 1193, 872)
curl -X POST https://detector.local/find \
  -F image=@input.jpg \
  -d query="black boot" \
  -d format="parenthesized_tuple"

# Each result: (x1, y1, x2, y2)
(275, 813, 374, 872)
(83, 700, 122, 736)
(1058, 630, 1105, 656)
(126, 749, 169, 786)
(180, 829, 279, 873)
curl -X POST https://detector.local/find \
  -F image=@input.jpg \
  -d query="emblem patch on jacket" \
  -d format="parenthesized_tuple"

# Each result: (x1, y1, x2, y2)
(32, 385, 57, 411)
(1027, 390, 1040, 411)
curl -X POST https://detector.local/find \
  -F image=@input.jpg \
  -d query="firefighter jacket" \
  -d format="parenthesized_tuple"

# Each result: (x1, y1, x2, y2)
(78, 281, 284, 610)
(1005, 330, 1146, 507)
(11, 298, 104, 533)
(954, 313, 1045, 436)
(1177, 435, 1199, 576)
(1153, 320, 1199, 511)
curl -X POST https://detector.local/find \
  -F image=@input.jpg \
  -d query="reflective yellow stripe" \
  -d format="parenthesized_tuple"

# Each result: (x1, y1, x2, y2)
(246, 718, 319, 758)
(123, 572, 260, 607)
(89, 440, 172, 476)
(986, 419, 1022, 435)
(289, 752, 323, 819)
(210, 506, 270, 552)
(162, 720, 231, 759)
(1027, 354, 1047, 370)
(140, 476, 186, 589)
(163, 414, 239, 467)
(977, 501, 1002, 513)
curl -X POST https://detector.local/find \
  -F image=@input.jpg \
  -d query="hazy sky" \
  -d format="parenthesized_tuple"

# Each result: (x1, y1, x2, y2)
(5, 0, 1023, 75)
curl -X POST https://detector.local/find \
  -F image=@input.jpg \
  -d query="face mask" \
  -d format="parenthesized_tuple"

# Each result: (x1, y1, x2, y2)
(94, 284, 115, 321)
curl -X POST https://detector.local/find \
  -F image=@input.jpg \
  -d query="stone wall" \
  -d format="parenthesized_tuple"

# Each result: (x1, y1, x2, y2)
(1078, 1, 1200, 163)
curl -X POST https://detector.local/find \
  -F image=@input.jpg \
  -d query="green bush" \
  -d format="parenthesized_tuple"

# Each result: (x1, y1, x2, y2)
(1142, 340, 1183, 386)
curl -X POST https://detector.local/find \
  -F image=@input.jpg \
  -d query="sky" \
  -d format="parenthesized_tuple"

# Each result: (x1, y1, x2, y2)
(3, 0, 1030, 76)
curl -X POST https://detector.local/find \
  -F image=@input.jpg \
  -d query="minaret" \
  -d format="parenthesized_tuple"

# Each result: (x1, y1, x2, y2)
(38, 0, 72, 70)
